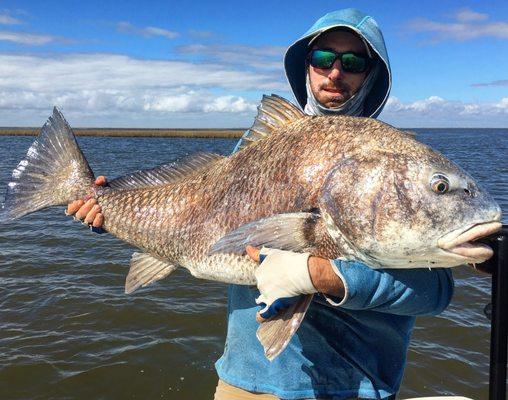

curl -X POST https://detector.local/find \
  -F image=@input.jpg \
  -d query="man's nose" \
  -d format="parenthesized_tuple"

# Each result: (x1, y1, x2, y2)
(327, 59, 343, 81)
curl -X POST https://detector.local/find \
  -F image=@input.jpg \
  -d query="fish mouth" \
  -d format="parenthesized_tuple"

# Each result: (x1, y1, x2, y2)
(438, 221, 502, 262)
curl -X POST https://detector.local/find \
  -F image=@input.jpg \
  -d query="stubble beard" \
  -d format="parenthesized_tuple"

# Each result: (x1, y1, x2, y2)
(318, 79, 353, 109)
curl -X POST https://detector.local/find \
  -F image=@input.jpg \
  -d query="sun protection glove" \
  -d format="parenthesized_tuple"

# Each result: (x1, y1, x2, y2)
(90, 226, 105, 234)
(255, 247, 317, 319)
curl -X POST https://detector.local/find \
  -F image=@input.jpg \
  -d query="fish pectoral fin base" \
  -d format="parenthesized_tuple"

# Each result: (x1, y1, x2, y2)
(208, 212, 320, 255)
(257, 294, 313, 361)
(125, 252, 178, 294)
(236, 94, 305, 151)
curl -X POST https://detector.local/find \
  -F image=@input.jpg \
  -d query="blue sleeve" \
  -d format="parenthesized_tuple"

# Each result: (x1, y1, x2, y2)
(325, 260, 454, 316)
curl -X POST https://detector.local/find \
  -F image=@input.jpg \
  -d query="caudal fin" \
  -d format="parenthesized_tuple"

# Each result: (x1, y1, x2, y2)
(0, 107, 95, 222)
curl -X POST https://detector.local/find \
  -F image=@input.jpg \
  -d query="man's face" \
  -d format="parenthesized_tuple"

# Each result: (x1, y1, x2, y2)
(308, 30, 369, 108)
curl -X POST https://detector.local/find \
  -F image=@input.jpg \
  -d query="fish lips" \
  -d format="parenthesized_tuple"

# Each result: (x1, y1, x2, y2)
(437, 221, 502, 262)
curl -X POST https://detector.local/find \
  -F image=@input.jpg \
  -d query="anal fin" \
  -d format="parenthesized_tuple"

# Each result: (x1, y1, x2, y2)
(257, 294, 313, 361)
(126, 252, 178, 294)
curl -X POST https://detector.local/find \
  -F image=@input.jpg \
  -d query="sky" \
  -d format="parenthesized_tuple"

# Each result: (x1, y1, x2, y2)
(0, 0, 507, 128)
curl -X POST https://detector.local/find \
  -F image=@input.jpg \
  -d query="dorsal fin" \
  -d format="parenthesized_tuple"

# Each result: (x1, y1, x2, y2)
(108, 152, 224, 190)
(236, 94, 305, 151)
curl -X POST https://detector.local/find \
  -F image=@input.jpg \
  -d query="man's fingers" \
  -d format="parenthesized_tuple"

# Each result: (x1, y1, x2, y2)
(92, 213, 104, 228)
(84, 204, 101, 225)
(75, 198, 97, 220)
(256, 312, 268, 323)
(246, 245, 260, 262)
(95, 176, 107, 186)
(66, 199, 85, 215)
(256, 297, 300, 324)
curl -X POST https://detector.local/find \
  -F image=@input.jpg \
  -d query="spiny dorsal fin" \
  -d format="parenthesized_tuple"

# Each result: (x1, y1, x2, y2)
(125, 252, 178, 294)
(109, 152, 224, 191)
(236, 94, 305, 151)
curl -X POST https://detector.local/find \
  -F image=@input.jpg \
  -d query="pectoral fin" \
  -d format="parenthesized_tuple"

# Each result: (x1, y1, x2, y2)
(126, 252, 178, 294)
(208, 212, 320, 255)
(257, 294, 313, 361)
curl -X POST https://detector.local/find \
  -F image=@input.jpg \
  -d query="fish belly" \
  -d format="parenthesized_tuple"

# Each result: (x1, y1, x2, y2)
(184, 254, 257, 285)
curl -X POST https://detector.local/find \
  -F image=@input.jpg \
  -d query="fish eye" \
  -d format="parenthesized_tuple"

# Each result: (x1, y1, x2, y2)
(430, 174, 450, 194)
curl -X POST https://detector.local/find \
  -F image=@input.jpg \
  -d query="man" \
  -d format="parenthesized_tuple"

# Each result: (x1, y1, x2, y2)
(67, 9, 454, 400)
(214, 9, 453, 400)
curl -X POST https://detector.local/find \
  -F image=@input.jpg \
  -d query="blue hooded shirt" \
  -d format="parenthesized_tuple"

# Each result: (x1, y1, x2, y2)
(216, 9, 453, 400)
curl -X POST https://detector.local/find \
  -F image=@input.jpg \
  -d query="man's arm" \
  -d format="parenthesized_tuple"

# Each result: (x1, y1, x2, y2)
(321, 258, 454, 316)
(307, 255, 345, 298)
(248, 247, 454, 321)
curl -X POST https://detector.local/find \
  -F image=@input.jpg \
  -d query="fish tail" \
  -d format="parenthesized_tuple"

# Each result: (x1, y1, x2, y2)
(0, 107, 95, 222)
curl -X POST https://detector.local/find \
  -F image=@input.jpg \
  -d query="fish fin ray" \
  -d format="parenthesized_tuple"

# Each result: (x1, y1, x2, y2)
(125, 252, 178, 294)
(0, 107, 94, 222)
(208, 212, 319, 255)
(109, 152, 224, 190)
(257, 294, 313, 361)
(235, 94, 304, 150)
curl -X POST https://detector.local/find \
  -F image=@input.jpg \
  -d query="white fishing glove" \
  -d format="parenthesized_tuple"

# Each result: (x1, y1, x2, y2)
(255, 247, 317, 319)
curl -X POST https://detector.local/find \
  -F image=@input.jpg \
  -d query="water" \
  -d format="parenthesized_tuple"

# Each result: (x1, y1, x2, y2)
(0, 129, 506, 400)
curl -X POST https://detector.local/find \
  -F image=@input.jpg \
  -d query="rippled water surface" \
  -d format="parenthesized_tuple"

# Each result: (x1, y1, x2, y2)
(0, 128, 506, 399)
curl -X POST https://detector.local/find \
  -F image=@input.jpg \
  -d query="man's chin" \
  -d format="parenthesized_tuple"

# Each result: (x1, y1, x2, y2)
(322, 99, 348, 109)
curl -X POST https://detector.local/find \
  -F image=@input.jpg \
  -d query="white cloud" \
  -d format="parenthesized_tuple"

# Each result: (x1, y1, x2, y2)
(0, 13, 22, 25)
(471, 80, 508, 88)
(142, 93, 257, 113)
(0, 30, 61, 45)
(455, 8, 488, 23)
(407, 8, 508, 42)
(188, 29, 215, 39)
(176, 44, 285, 70)
(0, 53, 287, 126)
(0, 53, 287, 92)
(382, 96, 508, 127)
(3, 51, 505, 128)
(117, 21, 179, 39)
(385, 96, 508, 115)
(203, 96, 257, 113)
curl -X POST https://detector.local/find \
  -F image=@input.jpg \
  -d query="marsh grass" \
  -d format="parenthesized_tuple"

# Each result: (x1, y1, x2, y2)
(0, 128, 245, 138)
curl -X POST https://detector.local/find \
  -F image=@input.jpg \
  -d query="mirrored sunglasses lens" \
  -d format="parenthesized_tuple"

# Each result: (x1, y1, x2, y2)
(341, 53, 367, 73)
(311, 50, 336, 69)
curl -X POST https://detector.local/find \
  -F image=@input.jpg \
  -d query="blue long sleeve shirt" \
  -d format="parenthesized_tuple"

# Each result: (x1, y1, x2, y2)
(217, 132, 454, 399)
(215, 262, 454, 399)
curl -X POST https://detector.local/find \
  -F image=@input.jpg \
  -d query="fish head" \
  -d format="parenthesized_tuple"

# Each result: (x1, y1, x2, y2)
(319, 147, 502, 269)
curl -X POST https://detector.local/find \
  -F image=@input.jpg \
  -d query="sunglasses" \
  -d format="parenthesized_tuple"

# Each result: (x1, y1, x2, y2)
(308, 49, 370, 73)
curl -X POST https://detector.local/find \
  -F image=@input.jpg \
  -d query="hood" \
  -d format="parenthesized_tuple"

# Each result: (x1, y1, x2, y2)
(284, 8, 391, 118)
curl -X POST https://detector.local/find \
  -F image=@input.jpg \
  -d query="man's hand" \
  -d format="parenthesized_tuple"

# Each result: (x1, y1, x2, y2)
(247, 245, 316, 322)
(65, 176, 106, 232)
(246, 245, 347, 322)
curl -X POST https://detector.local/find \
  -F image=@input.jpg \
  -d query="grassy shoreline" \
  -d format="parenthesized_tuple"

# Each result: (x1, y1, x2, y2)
(0, 128, 246, 138)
